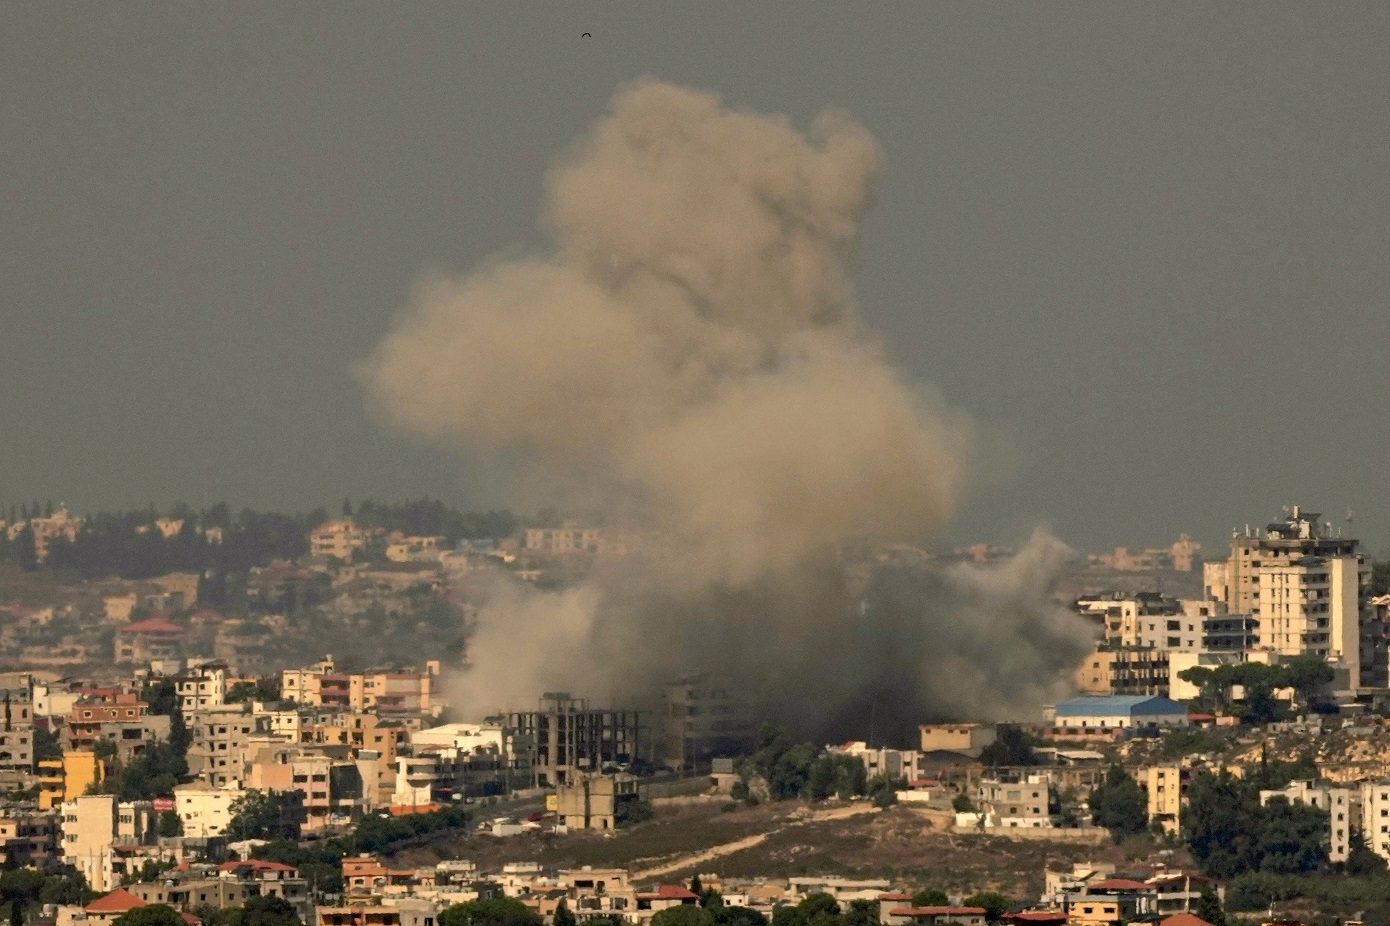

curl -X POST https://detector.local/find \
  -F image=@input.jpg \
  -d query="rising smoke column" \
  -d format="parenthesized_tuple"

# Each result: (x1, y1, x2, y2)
(361, 80, 1091, 740)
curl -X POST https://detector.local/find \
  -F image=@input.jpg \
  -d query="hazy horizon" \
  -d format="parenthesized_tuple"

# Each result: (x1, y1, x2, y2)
(4, 5, 1389, 556)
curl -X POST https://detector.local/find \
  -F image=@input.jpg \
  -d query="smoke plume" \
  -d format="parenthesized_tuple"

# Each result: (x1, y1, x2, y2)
(362, 80, 1091, 742)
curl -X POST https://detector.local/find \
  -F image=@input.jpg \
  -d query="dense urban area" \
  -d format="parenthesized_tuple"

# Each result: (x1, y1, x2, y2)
(0, 500, 1388, 926)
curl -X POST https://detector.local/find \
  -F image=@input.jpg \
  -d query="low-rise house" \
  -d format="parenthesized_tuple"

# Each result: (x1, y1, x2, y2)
(918, 724, 997, 758)
(559, 868, 635, 916)
(881, 907, 986, 926)
(1060, 879, 1157, 926)
(634, 885, 698, 914)
(64, 693, 170, 763)
(80, 889, 148, 926)
(316, 904, 402, 926)
(115, 619, 186, 664)
(786, 878, 891, 905)
(977, 774, 1052, 829)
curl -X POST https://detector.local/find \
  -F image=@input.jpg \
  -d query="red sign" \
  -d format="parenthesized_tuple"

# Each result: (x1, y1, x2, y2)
(153, 798, 175, 812)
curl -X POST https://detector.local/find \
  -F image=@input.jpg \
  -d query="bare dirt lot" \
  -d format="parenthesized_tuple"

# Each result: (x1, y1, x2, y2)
(388, 796, 1126, 899)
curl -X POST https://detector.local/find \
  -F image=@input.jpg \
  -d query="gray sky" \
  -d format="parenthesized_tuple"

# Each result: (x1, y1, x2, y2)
(3, 4, 1388, 554)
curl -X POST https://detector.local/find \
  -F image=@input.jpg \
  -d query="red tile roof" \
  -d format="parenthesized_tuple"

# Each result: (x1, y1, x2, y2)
(1160, 916, 1214, 926)
(1088, 879, 1155, 892)
(638, 886, 699, 900)
(85, 890, 147, 914)
(889, 908, 987, 917)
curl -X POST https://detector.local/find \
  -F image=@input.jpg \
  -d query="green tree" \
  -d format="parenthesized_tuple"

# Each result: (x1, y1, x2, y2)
(1183, 772, 1263, 878)
(33, 726, 61, 762)
(227, 790, 301, 841)
(1346, 829, 1387, 876)
(1280, 655, 1335, 709)
(650, 908, 714, 926)
(1370, 561, 1390, 596)
(960, 893, 1011, 924)
(1256, 796, 1328, 874)
(158, 810, 183, 837)
(112, 906, 188, 926)
(843, 901, 875, 926)
(1088, 764, 1148, 842)
(978, 726, 1038, 767)
(951, 793, 974, 813)
(867, 775, 899, 808)
(241, 895, 302, 926)
(13, 525, 37, 572)
(438, 898, 543, 926)
(796, 894, 839, 923)
(552, 902, 576, 926)
(1193, 884, 1226, 926)
(38, 868, 94, 906)
(711, 908, 766, 926)
(910, 891, 948, 908)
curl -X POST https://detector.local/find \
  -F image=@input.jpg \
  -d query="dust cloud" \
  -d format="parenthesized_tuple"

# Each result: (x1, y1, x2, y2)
(361, 80, 1091, 741)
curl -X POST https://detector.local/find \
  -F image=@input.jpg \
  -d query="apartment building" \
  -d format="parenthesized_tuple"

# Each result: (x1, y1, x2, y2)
(1260, 779, 1353, 863)
(246, 747, 341, 831)
(114, 619, 186, 664)
(1362, 780, 1390, 861)
(976, 773, 1052, 829)
(1074, 648, 1172, 698)
(64, 693, 170, 762)
(0, 691, 35, 776)
(130, 860, 310, 918)
(176, 663, 229, 713)
(523, 526, 606, 554)
(39, 750, 106, 810)
(60, 794, 157, 892)
(173, 784, 242, 839)
(1145, 766, 1188, 835)
(186, 704, 275, 788)
(505, 693, 645, 787)
(310, 520, 367, 561)
(0, 811, 60, 868)
(281, 657, 435, 715)
(662, 675, 754, 772)
(831, 742, 927, 783)
(1213, 507, 1369, 688)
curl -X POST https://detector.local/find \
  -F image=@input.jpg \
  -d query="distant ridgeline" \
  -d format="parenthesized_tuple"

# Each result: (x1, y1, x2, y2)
(0, 498, 520, 580)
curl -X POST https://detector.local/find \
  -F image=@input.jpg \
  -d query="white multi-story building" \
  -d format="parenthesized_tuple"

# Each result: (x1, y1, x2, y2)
(1212, 507, 1369, 690)
(174, 784, 242, 838)
(1362, 780, 1390, 861)
(176, 662, 229, 713)
(60, 795, 156, 891)
(309, 520, 366, 561)
(1260, 779, 1353, 863)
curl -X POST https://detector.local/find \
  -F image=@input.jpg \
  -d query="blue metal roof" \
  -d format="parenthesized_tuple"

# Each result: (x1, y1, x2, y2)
(1054, 695, 1188, 717)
